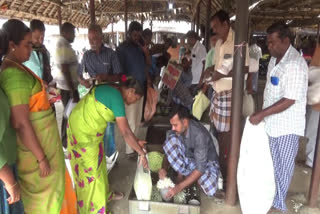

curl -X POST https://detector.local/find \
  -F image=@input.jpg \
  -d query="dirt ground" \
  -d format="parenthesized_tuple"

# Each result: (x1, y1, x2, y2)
(107, 123, 320, 214)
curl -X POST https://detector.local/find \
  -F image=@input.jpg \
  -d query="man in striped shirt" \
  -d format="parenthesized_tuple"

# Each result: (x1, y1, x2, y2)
(78, 24, 122, 172)
(78, 24, 122, 87)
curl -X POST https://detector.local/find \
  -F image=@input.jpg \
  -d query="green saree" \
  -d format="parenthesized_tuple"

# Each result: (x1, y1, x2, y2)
(67, 86, 122, 214)
(0, 65, 65, 214)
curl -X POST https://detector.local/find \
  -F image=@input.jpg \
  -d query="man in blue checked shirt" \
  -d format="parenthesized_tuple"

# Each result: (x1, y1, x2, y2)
(78, 24, 122, 172)
(159, 105, 220, 198)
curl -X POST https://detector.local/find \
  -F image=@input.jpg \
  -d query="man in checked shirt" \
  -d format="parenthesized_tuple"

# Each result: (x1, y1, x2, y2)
(159, 105, 220, 198)
(78, 24, 122, 172)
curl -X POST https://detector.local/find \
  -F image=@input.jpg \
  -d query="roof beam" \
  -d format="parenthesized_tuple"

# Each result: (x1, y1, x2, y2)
(64, 0, 192, 5)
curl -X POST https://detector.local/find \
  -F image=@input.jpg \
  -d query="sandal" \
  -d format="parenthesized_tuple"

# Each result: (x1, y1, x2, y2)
(109, 191, 124, 201)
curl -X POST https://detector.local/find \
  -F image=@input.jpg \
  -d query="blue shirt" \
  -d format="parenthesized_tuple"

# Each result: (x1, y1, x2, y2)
(78, 45, 122, 78)
(24, 50, 44, 79)
(116, 41, 146, 90)
(149, 56, 160, 76)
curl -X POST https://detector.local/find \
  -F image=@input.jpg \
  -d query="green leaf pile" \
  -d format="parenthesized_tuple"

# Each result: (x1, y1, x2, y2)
(147, 151, 164, 173)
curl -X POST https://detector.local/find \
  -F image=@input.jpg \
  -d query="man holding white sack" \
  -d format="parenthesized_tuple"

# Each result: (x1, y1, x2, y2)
(250, 22, 308, 212)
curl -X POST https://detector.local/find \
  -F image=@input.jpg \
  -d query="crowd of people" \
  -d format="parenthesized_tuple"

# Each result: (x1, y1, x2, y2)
(0, 7, 319, 214)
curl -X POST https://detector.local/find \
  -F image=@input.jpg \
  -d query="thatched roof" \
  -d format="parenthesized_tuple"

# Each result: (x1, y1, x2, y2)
(0, 0, 196, 28)
(0, 0, 320, 31)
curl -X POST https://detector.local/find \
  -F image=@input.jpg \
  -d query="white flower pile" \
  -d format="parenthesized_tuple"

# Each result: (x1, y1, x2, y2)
(156, 177, 175, 189)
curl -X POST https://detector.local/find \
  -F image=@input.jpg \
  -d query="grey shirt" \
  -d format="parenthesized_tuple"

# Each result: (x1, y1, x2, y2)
(182, 120, 218, 173)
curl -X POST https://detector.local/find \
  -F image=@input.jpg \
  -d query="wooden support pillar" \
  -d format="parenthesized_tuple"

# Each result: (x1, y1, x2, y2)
(89, 0, 95, 24)
(150, 19, 153, 32)
(58, 5, 62, 33)
(141, 2, 144, 27)
(124, 0, 128, 39)
(317, 22, 320, 46)
(111, 18, 114, 44)
(308, 113, 320, 207)
(192, 17, 195, 31)
(226, 0, 249, 206)
(205, 0, 211, 50)
(196, 3, 200, 34)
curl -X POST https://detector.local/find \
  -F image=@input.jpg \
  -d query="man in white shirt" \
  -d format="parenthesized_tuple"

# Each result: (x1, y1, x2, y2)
(249, 37, 262, 93)
(206, 10, 250, 185)
(185, 30, 206, 94)
(250, 22, 308, 212)
(53, 22, 79, 147)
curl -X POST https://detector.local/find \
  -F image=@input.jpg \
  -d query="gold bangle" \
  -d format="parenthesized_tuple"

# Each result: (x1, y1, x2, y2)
(37, 155, 47, 164)
(6, 182, 17, 190)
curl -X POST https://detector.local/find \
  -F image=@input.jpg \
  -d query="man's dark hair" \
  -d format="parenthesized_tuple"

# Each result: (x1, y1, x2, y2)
(30, 19, 45, 32)
(142, 28, 152, 38)
(169, 104, 192, 120)
(185, 30, 200, 40)
(88, 24, 102, 35)
(209, 29, 217, 37)
(266, 22, 292, 40)
(210, 10, 230, 25)
(61, 22, 75, 34)
(128, 21, 142, 33)
(164, 38, 173, 47)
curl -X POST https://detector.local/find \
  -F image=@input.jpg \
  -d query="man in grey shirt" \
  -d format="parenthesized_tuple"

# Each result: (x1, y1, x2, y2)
(159, 105, 220, 198)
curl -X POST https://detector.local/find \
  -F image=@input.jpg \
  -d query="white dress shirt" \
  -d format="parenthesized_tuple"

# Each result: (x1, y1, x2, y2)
(263, 45, 308, 137)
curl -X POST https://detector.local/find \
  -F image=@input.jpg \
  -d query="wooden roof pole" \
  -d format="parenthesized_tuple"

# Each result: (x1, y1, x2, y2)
(317, 22, 320, 46)
(58, 3, 62, 33)
(90, 0, 95, 24)
(141, 2, 144, 27)
(124, 0, 128, 39)
(308, 110, 320, 206)
(226, 0, 249, 206)
(196, 2, 200, 34)
(205, 0, 212, 50)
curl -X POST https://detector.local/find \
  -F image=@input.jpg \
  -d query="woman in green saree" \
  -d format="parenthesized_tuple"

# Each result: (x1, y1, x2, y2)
(0, 19, 66, 214)
(67, 78, 148, 214)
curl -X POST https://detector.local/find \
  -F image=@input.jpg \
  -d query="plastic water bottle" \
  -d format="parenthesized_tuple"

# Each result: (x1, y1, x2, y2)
(218, 174, 223, 190)
(104, 122, 116, 157)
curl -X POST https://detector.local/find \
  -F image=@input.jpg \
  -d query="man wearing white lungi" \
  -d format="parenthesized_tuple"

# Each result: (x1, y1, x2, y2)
(250, 22, 308, 212)
(159, 105, 220, 198)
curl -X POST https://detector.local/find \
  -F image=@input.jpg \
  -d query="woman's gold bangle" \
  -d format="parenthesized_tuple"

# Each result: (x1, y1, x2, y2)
(37, 155, 47, 164)
(6, 182, 17, 190)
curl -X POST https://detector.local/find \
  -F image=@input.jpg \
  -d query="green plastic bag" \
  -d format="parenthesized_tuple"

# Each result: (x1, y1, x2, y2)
(192, 91, 210, 120)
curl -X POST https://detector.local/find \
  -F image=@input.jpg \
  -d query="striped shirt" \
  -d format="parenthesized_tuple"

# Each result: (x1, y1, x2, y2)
(78, 45, 122, 78)
(263, 45, 308, 137)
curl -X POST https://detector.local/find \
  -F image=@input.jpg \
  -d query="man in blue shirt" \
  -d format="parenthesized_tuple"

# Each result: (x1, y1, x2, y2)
(24, 19, 53, 85)
(78, 24, 122, 171)
(116, 21, 151, 156)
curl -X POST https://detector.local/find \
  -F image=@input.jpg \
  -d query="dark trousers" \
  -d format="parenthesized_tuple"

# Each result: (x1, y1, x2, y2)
(60, 89, 71, 148)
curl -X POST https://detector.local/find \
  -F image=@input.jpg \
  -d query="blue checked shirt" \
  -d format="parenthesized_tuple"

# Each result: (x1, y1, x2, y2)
(179, 120, 218, 173)
(78, 45, 122, 78)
